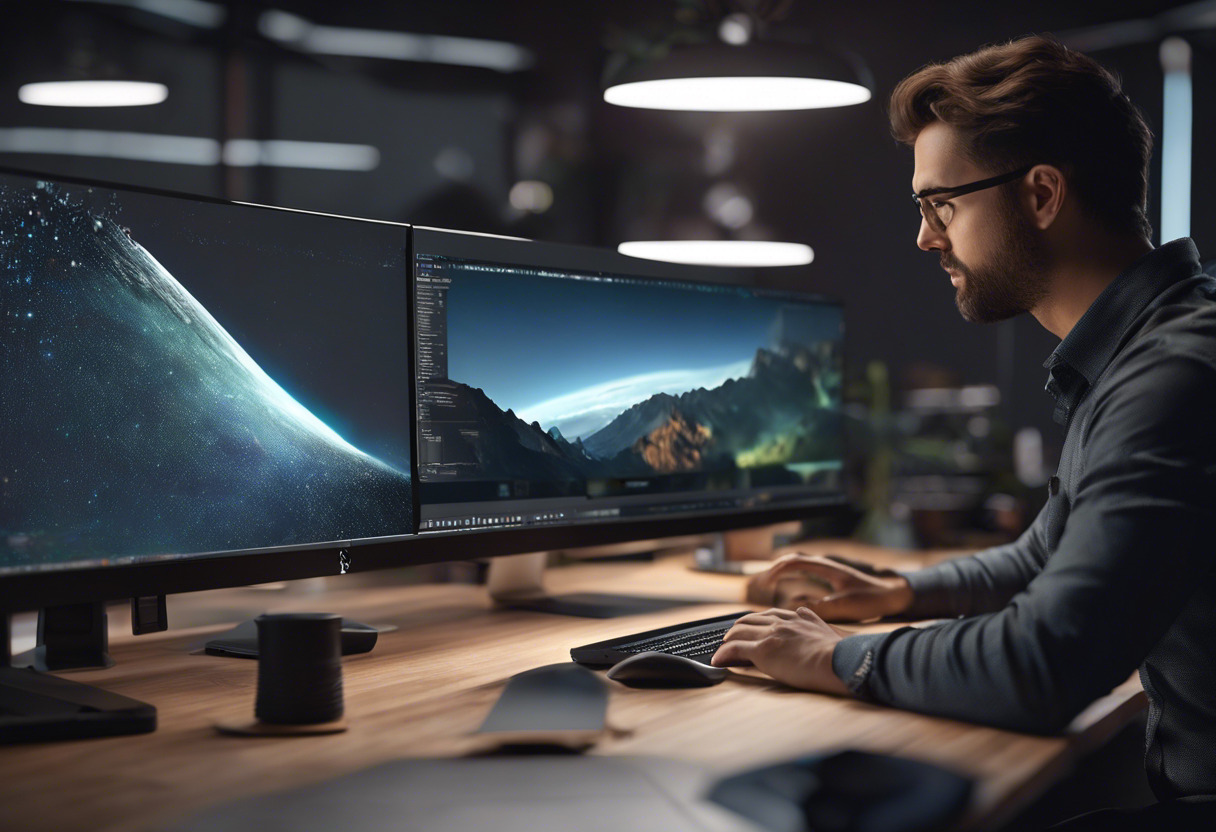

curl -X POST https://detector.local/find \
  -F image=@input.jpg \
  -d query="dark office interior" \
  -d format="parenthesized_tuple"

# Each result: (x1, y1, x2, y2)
(2, 1, 1213, 830)
(5, 1, 1212, 442)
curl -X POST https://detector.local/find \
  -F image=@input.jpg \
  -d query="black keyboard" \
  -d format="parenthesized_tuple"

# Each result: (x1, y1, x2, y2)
(570, 612, 748, 667)
(617, 625, 734, 660)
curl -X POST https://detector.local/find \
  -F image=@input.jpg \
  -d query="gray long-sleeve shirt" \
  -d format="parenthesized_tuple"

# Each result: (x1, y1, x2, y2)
(832, 239, 1216, 800)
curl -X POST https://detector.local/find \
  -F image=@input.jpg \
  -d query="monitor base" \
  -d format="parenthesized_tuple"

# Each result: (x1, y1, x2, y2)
(487, 552, 710, 618)
(1, 615, 155, 744)
(10, 603, 114, 671)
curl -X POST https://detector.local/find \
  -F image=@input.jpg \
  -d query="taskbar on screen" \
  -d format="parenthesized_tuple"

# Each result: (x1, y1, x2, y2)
(419, 486, 844, 534)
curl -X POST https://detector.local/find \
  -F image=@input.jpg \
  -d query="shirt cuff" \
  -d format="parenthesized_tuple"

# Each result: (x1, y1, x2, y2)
(899, 568, 963, 619)
(832, 632, 889, 699)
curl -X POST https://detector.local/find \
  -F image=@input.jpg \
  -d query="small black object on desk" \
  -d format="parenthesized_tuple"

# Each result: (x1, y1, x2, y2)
(215, 612, 347, 736)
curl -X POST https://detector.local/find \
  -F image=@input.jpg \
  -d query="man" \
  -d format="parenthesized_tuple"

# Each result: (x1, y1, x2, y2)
(712, 35, 1216, 827)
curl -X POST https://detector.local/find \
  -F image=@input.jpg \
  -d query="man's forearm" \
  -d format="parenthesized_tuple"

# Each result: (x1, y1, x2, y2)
(897, 516, 1050, 619)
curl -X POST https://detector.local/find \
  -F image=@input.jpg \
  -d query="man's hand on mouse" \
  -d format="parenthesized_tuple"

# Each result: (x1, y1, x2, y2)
(746, 552, 915, 622)
(710, 607, 851, 695)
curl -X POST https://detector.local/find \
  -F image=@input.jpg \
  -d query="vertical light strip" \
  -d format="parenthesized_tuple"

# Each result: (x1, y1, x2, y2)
(1159, 37, 1192, 243)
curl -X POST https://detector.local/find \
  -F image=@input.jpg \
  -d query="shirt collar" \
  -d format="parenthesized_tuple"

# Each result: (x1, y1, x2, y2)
(1043, 238, 1202, 424)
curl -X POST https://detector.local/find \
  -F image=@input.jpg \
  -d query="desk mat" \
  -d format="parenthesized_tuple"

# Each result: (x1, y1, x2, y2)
(163, 756, 761, 832)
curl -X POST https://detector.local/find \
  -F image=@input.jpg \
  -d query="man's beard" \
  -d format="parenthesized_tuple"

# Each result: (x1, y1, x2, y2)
(944, 201, 1050, 323)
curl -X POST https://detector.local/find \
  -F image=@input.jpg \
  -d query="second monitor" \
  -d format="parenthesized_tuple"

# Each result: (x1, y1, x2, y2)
(412, 227, 846, 550)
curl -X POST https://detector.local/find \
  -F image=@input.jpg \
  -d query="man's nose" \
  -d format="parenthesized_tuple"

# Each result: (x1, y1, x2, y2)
(917, 216, 948, 252)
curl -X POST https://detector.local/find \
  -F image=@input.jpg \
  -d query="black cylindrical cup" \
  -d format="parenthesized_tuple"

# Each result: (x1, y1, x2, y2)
(254, 613, 344, 725)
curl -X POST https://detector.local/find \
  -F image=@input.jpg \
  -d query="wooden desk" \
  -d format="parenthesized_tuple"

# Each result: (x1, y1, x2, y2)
(0, 555, 1145, 832)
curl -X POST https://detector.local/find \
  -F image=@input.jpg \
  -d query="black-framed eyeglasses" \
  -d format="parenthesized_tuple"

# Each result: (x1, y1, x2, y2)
(913, 164, 1034, 232)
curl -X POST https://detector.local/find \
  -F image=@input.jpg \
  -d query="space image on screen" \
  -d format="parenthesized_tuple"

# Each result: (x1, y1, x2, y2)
(415, 248, 843, 532)
(0, 174, 412, 574)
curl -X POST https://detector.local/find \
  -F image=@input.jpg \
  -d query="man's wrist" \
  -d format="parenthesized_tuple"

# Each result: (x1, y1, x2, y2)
(832, 633, 887, 699)
(886, 576, 915, 617)
(809, 631, 850, 695)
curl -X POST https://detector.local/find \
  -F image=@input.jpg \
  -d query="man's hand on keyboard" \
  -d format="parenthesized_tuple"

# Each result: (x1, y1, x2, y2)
(709, 607, 851, 695)
(746, 552, 914, 622)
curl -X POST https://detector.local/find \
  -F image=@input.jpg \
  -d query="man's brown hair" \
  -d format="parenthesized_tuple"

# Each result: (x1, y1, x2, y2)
(889, 35, 1153, 241)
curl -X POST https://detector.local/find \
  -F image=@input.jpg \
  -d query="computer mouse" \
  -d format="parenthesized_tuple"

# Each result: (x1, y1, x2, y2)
(606, 651, 729, 688)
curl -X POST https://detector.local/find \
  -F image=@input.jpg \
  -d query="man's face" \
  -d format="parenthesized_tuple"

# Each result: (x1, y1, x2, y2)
(912, 122, 1050, 323)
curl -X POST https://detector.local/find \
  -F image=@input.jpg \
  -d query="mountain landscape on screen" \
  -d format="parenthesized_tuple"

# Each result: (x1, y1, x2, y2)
(424, 339, 842, 485)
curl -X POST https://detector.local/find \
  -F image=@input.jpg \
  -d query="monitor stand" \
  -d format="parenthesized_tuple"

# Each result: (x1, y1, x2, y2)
(486, 552, 710, 619)
(12, 602, 115, 671)
(1, 606, 157, 743)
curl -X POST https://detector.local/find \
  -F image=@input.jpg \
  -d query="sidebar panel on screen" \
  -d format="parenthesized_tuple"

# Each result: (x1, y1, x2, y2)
(415, 253, 453, 475)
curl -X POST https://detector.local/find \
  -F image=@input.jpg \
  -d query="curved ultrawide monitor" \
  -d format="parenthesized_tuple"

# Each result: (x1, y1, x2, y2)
(412, 227, 846, 549)
(0, 170, 414, 610)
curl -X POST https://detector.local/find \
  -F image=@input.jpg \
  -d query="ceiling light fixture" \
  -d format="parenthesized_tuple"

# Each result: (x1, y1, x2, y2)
(18, 80, 168, 108)
(618, 240, 813, 268)
(604, 30, 871, 112)
(15, 11, 171, 108)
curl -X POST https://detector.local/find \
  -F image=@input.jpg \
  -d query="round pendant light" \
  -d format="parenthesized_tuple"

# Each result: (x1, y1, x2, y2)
(618, 240, 813, 268)
(604, 39, 871, 112)
(18, 80, 168, 108)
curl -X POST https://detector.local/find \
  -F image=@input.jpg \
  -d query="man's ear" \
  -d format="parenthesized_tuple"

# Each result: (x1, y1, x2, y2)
(1025, 164, 1066, 230)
